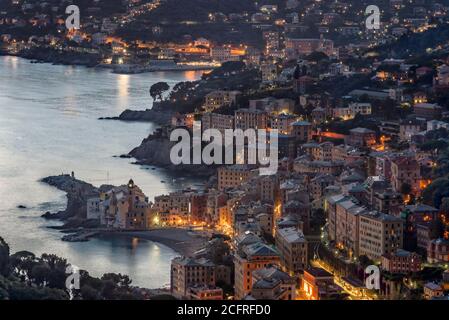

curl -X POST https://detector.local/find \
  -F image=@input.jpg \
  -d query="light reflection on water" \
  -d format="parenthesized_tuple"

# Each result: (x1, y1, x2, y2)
(0, 56, 205, 288)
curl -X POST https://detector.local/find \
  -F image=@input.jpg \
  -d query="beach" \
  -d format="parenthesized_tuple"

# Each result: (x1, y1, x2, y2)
(108, 228, 210, 257)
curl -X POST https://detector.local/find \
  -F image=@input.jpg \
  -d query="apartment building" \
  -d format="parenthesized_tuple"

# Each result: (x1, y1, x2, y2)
(335, 200, 366, 258)
(427, 238, 449, 263)
(153, 191, 190, 216)
(252, 265, 296, 300)
(203, 90, 240, 112)
(324, 194, 351, 242)
(381, 249, 422, 274)
(413, 103, 442, 120)
(358, 212, 404, 261)
(285, 37, 335, 58)
(234, 242, 281, 299)
(98, 179, 151, 229)
(332, 103, 372, 120)
(170, 257, 216, 299)
(210, 46, 240, 63)
(291, 120, 312, 142)
(188, 285, 223, 300)
(261, 61, 278, 83)
(399, 119, 424, 141)
(301, 267, 343, 300)
(249, 278, 290, 300)
(270, 113, 298, 135)
(275, 227, 308, 274)
(345, 127, 376, 147)
(312, 142, 333, 161)
(218, 165, 256, 191)
(201, 112, 234, 133)
(390, 156, 421, 195)
(234, 108, 269, 130)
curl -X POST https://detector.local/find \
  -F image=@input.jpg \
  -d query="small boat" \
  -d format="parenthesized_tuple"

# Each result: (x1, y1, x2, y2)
(160, 180, 166, 183)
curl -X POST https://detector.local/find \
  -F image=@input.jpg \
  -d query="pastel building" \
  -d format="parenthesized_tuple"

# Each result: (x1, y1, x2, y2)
(234, 242, 281, 299)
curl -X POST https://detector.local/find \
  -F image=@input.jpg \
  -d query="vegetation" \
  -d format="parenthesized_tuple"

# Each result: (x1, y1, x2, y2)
(150, 82, 170, 102)
(373, 23, 449, 59)
(422, 177, 449, 208)
(151, 61, 261, 113)
(0, 237, 149, 300)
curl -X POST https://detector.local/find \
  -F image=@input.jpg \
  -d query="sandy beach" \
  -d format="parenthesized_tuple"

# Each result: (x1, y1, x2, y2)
(108, 228, 210, 257)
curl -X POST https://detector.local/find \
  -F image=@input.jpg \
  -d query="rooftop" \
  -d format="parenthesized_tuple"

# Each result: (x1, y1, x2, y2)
(291, 120, 311, 126)
(242, 242, 280, 258)
(172, 256, 214, 267)
(305, 267, 333, 278)
(277, 227, 306, 244)
(350, 127, 375, 134)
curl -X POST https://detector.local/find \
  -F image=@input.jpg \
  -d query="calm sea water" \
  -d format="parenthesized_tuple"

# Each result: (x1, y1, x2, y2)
(0, 56, 205, 288)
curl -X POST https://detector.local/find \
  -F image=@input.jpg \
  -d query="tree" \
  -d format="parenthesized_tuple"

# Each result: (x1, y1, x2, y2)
(0, 237, 9, 276)
(40, 253, 69, 289)
(9, 251, 37, 283)
(0, 238, 146, 300)
(422, 178, 449, 207)
(80, 284, 102, 300)
(441, 197, 449, 213)
(101, 273, 132, 288)
(358, 255, 374, 268)
(150, 82, 170, 102)
(306, 51, 329, 62)
(30, 264, 52, 287)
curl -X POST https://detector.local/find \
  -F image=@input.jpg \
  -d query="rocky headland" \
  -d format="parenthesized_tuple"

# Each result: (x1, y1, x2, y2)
(41, 174, 112, 229)
(127, 128, 216, 177)
(16, 47, 101, 67)
(99, 108, 173, 125)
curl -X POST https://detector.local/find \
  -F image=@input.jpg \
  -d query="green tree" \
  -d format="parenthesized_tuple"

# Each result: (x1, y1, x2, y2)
(358, 255, 374, 268)
(422, 178, 449, 207)
(441, 197, 449, 213)
(0, 237, 9, 276)
(101, 273, 132, 288)
(80, 284, 102, 300)
(150, 82, 170, 102)
(30, 264, 52, 287)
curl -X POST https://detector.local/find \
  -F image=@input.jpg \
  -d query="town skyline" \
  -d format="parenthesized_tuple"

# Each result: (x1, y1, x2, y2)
(1, 0, 449, 303)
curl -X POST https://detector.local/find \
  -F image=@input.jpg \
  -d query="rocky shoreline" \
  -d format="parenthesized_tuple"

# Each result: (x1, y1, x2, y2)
(128, 129, 217, 177)
(39, 175, 210, 255)
(2, 49, 101, 67)
(99, 108, 173, 125)
(41, 174, 112, 230)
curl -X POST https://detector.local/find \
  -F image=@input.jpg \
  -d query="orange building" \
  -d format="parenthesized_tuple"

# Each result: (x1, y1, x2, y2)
(301, 267, 343, 300)
(234, 242, 280, 299)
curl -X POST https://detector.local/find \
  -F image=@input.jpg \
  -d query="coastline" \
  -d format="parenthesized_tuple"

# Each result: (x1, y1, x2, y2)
(100, 228, 210, 258)
(99, 108, 173, 125)
(1, 51, 215, 74)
